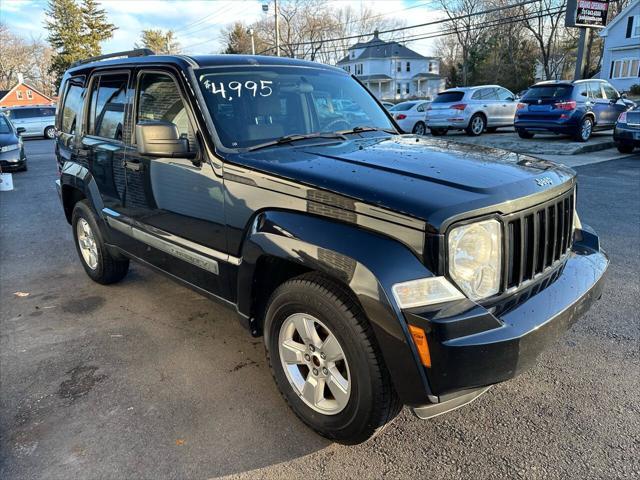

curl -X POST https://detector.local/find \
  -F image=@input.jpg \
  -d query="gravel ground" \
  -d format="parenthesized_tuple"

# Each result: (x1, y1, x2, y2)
(1, 140, 638, 480)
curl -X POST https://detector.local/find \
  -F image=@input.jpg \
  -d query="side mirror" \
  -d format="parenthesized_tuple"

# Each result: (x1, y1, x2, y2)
(507, 97, 515, 102)
(16, 127, 26, 135)
(621, 92, 627, 99)
(135, 121, 195, 159)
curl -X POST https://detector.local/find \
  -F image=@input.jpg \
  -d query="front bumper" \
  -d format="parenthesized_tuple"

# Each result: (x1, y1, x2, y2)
(406, 225, 608, 403)
(0, 147, 26, 171)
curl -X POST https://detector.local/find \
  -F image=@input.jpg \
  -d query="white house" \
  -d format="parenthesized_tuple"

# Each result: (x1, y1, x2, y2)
(336, 32, 445, 101)
(599, 0, 640, 92)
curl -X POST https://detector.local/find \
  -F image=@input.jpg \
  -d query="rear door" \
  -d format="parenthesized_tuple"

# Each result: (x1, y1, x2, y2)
(473, 88, 500, 125)
(56, 76, 86, 173)
(587, 82, 609, 126)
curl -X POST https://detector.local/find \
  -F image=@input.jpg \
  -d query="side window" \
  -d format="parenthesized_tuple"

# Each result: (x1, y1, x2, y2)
(137, 72, 198, 153)
(12, 109, 34, 120)
(471, 89, 482, 100)
(417, 103, 425, 112)
(588, 82, 604, 99)
(61, 82, 86, 134)
(88, 73, 129, 141)
(496, 88, 514, 101)
(575, 84, 589, 98)
(602, 83, 619, 100)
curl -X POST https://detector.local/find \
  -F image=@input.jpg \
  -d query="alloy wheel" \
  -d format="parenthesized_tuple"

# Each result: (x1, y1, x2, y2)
(581, 119, 592, 141)
(278, 313, 351, 415)
(413, 123, 426, 135)
(76, 218, 98, 270)
(471, 116, 484, 135)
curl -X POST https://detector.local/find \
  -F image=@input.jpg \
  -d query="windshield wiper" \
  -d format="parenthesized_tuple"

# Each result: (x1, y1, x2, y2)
(247, 133, 347, 152)
(336, 126, 397, 135)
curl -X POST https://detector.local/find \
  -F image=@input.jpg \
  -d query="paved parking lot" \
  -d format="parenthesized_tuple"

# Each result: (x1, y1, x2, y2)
(1, 139, 639, 480)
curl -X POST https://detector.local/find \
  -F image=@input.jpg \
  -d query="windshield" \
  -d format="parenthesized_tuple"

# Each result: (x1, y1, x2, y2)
(524, 85, 572, 100)
(389, 102, 416, 112)
(0, 115, 12, 134)
(433, 91, 465, 103)
(197, 66, 395, 149)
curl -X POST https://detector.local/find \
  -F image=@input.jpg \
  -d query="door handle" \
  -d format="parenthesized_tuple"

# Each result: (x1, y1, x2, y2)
(123, 160, 143, 172)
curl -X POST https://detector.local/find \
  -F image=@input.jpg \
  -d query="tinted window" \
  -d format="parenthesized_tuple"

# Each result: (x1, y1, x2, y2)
(89, 74, 128, 140)
(197, 66, 394, 149)
(137, 72, 198, 152)
(575, 83, 589, 98)
(496, 88, 514, 101)
(40, 107, 56, 117)
(602, 83, 619, 100)
(588, 82, 604, 99)
(523, 85, 572, 100)
(389, 102, 417, 111)
(0, 115, 12, 134)
(11, 108, 37, 120)
(433, 91, 465, 103)
(61, 82, 85, 134)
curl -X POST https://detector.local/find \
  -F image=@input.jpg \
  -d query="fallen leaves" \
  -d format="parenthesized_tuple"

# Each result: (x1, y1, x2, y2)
(13, 292, 30, 297)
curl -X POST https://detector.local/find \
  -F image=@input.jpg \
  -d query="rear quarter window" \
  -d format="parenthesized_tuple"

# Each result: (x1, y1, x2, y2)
(60, 78, 86, 134)
(433, 91, 465, 103)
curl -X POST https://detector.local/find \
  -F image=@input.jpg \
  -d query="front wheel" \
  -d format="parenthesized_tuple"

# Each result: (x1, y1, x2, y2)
(412, 121, 426, 135)
(265, 274, 400, 444)
(616, 143, 634, 154)
(465, 114, 486, 136)
(72, 200, 129, 284)
(573, 117, 593, 142)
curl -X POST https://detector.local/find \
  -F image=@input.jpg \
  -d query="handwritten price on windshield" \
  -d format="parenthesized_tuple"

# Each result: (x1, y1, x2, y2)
(203, 80, 273, 100)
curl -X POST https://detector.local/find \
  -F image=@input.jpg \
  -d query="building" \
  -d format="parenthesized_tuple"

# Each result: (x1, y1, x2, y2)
(337, 32, 445, 101)
(599, 0, 640, 92)
(0, 81, 55, 108)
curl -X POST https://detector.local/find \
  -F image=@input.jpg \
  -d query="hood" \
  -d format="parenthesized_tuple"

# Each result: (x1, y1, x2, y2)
(226, 135, 575, 230)
(0, 132, 19, 146)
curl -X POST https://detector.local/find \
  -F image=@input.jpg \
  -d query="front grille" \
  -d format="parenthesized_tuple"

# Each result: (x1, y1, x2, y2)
(504, 188, 575, 290)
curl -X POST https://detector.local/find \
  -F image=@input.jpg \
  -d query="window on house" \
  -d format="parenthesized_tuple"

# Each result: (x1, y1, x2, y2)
(405, 83, 409, 94)
(355, 64, 363, 75)
(406, 62, 410, 72)
(26, 90, 33, 100)
(396, 62, 401, 73)
(428, 62, 434, 73)
(16, 90, 23, 100)
(632, 15, 640, 38)
(611, 58, 640, 79)
(396, 84, 401, 95)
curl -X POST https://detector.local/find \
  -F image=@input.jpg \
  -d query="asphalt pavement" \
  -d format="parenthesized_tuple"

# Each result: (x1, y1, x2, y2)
(1, 139, 639, 480)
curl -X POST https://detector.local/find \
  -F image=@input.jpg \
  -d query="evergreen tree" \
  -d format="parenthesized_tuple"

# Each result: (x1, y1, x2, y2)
(136, 29, 180, 54)
(80, 0, 117, 56)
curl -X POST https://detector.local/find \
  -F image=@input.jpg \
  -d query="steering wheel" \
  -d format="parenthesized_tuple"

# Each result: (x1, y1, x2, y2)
(322, 118, 351, 132)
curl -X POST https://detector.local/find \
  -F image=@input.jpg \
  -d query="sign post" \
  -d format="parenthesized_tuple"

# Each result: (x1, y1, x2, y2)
(565, 0, 611, 79)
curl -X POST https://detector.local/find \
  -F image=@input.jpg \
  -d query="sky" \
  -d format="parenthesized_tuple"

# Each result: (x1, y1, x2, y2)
(0, 0, 444, 58)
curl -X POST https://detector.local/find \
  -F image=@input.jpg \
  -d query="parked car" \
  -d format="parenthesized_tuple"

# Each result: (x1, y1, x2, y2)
(426, 85, 518, 136)
(2, 105, 56, 139)
(389, 100, 429, 134)
(613, 105, 640, 153)
(55, 50, 608, 444)
(381, 101, 394, 109)
(0, 112, 27, 171)
(514, 79, 629, 142)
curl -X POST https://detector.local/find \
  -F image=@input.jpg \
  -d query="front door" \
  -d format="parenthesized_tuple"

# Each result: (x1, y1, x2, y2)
(122, 69, 229, 298)
(588, 82, 610, 127)
(601, 82, 627, 127)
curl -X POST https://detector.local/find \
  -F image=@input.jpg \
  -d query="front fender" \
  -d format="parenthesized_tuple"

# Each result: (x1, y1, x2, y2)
(238, 210, 436, 404)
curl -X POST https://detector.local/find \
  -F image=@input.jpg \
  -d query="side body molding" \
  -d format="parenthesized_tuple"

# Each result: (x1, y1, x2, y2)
(237, 210, 436, 404)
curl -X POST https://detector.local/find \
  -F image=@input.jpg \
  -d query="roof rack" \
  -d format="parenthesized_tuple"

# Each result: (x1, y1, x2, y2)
(71, 49, 155, 68)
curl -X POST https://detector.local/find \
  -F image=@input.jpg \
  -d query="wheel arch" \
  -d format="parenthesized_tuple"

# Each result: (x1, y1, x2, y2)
(236, 209, 436, 404)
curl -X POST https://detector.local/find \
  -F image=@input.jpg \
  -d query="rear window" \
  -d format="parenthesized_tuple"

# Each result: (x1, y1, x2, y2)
(433, 91, 465, 103)
(523, 85, 572, 100)
(389, 102, 417, 111)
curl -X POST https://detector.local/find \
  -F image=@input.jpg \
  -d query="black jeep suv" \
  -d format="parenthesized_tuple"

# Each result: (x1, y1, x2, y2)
(55, 50, 608, 444)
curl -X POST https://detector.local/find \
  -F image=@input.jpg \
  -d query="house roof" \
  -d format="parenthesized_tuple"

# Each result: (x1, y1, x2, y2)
(356, 74, 393, 82)
(337, 32, 434, 64)
(0, 82, 55, 104)
(599, 0, 640, 37)
(412, 72, 442, 80)
(0, 90, 9, 100)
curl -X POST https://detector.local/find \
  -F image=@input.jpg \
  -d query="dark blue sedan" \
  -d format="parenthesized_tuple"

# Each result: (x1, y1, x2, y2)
(514, 79, 629, 142)
(0, 113, 27, 172)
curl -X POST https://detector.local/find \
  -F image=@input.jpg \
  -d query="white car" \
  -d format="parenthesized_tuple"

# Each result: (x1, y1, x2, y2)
(389, 101, 429, 135)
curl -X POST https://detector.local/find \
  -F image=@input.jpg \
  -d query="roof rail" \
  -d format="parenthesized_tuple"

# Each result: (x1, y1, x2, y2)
(71, 49, 155, 68)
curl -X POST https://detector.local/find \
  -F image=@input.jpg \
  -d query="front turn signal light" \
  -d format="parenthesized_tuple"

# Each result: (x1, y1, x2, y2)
(408, 325, 431, 368)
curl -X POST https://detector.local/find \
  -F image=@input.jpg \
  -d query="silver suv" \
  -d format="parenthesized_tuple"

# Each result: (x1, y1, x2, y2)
(426, 85, 518, 136)
(2, 105, 57, 139)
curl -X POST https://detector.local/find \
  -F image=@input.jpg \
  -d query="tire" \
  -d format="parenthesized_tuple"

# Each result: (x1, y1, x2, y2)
(71, 200, 129, 284)
(21, 162, 28, 172)
(573, 117, 593, 142)
(616, 143, 634, 154)
(265, 273, 401, 444)
(465, 113, 486, 136)
(517, 129, 534, 139)
(412, 122, 426, 135)
(44, 126, 55, 139)
(486, 127, 498, 133)
(429, 127, 448, 136)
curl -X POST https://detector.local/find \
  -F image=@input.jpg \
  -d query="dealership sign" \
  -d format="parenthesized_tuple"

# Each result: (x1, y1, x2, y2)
(565, 0, 610, 28)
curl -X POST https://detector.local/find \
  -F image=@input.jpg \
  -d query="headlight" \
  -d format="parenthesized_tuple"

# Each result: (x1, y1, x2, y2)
(448, 219, 502, 300)
(0, 143, 20, 153)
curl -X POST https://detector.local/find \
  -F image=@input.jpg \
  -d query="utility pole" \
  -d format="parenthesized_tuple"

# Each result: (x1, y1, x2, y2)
(248, 28, 256, 55)
(574, 27, 590, 80)
(274, 0, 281, 56)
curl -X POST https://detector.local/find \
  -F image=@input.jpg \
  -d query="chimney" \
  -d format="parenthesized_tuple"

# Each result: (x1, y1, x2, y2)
(17, 72, 24, 84)
(373, 30, 379, 40)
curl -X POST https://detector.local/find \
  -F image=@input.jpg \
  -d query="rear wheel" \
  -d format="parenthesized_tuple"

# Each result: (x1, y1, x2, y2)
(72, 200, 129, 284)
(517, 129, 534, 139)
(412, 122, 426, 135)
(429, 127, 448, 136)
(573, 117, 593, 142)
(265, 273, 400, 444)
(44, 126, 55, 139)
(465, 113, 486, 136)
(617, 143, 634, 154)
